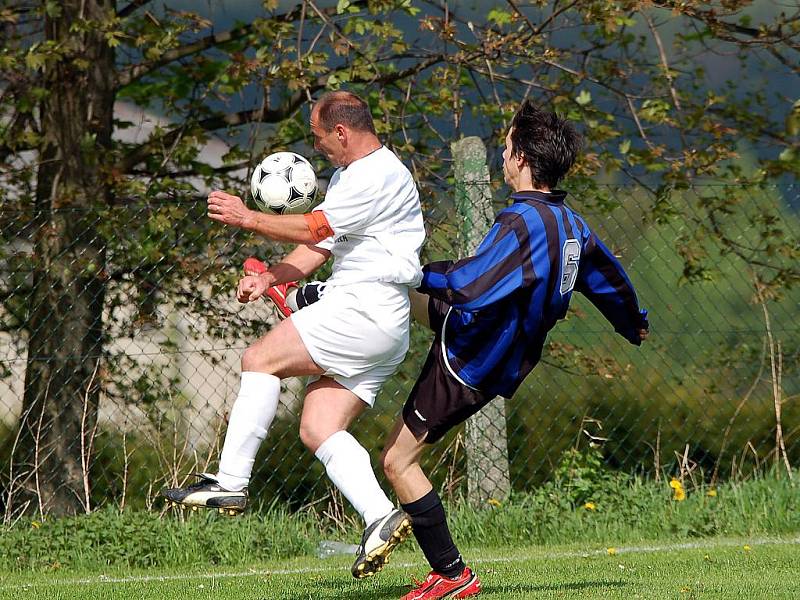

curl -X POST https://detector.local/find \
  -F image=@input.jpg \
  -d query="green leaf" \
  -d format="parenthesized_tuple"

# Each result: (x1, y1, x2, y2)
(786, 100, 800, 137)
(336, 0, 351, 14)
(640, 99, 670, 123)
(487, 9, 513, 26)
(619, 139, 631, 155)
(778, 148, 796, 163)
(576, 90, 592, 106)
(44, 0, 61, 18)
(25, 48, 46, 71)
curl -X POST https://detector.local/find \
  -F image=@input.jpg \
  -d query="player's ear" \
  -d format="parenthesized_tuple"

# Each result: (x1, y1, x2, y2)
(334, 123, 347, 142)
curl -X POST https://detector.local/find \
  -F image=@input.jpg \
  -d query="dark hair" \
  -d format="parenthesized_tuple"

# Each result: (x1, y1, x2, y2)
(510, 100, 582, 188)
(315, 91, 376, 134)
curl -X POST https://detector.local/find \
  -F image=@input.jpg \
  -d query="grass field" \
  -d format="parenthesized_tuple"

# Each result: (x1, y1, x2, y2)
(2, 473, 796, 599)
(2, 536, 798, 600)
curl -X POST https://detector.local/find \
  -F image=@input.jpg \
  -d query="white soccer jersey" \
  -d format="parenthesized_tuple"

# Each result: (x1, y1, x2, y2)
(313, 146, 425, 288)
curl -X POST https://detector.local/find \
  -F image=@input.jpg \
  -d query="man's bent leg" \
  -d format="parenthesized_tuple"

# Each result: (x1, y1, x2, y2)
(242, 315, 324, 377)
(161, 318, 324, 511)
(217, 318, 323, 491)
(381, 418, 431, 503)
(382, 419, 470, 585)
(215, 371, 280, 491)
(301, 379, 411, 578)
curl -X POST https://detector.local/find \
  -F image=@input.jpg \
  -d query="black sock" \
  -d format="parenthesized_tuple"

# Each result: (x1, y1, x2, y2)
(401, 489, 465, 579)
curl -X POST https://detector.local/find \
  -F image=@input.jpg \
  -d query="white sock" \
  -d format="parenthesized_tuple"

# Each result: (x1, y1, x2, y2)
(286, 288, 299, 312)
(216, 371, 280, 491)
(315, 430, 395, 526)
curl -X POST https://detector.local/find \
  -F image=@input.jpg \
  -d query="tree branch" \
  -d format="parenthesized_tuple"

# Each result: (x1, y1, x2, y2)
(117, 0, 153, 19)
(534, 0, 580, 35)
(767, 47, 800, 76)
(117, 1, 371, 89)
(117, 23, 257, 88)
(505, 0, 536, 35)
(642, 10, 687, 147)
(652, 2, 800, 51)
(116, 53, 445, 173)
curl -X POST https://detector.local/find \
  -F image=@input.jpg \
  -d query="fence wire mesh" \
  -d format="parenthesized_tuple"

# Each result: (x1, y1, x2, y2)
(0, 183, 798, 517)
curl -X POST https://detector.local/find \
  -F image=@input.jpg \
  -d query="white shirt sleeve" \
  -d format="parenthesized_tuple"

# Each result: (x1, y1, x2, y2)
(314, 236, 334, 251)
(315, 170, 376, 236)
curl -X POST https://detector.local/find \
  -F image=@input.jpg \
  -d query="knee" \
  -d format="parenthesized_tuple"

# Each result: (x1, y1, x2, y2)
(241, 345, 274, 374)
(299, 420, 327, 454)
(380, 446, 405, 485)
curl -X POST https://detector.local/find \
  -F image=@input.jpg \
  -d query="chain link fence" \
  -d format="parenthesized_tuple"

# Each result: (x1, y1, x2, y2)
(0, 182, 798, 518)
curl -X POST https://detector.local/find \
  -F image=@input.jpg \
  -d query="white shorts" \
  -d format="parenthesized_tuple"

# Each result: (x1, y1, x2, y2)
(290, 282, 410, 407)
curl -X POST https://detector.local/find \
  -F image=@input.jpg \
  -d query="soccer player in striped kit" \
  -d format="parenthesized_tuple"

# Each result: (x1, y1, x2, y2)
(379, 101, 650, 599)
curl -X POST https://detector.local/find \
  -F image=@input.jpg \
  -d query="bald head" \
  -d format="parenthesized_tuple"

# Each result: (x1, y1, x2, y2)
(314, 91, 376, 135)
(310, 91, 381, 167)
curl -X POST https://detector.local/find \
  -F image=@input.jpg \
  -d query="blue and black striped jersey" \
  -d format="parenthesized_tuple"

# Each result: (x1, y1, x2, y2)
(418, 190, 648, 399)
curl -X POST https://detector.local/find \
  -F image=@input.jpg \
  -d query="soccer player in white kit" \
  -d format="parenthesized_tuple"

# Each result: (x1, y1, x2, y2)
(161, 91, 425, 579)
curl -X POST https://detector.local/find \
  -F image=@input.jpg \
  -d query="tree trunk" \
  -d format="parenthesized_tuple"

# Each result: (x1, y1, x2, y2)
(13, 0, 115, 516)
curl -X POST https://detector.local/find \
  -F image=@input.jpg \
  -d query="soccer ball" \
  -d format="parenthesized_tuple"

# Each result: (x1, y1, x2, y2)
(250, 152, 318, 215)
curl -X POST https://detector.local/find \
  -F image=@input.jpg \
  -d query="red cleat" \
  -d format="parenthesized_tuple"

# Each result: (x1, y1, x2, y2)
(400, 567, 481, 600)
(265, 281, 299, 319)
(243, 257, 298, 319)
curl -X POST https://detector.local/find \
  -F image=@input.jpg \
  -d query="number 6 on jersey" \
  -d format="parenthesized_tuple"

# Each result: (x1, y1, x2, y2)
(560, 238, 581, 295)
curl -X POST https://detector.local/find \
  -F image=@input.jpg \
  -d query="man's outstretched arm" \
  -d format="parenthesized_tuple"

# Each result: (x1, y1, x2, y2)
(575, 234, 649, 344)
(207, 191, 333, 244)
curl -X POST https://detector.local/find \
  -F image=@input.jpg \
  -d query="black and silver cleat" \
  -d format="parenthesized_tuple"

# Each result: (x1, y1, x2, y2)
(161, 473, 247, 516)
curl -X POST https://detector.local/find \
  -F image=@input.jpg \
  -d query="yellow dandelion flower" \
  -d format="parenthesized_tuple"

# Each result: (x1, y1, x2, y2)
(743, 545, 751, 552)
(607, 547, 617, 556)
(487, 498, 502, 508)
(706, 488, 717, 497)
(30, 521, 41, 529)
(584, 502, 597, 511)
(670, 478, 686, 501)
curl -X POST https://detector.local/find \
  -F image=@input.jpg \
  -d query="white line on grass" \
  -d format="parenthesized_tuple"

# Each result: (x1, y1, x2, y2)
(2, 536, 798, 591)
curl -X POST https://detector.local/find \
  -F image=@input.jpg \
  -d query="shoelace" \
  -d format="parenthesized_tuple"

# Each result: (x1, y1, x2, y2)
(186, 475, 216, 489)
(410, 573, 435, 590)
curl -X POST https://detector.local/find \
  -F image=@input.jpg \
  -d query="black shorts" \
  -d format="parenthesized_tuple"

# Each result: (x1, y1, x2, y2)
(402, 297, 493, 444)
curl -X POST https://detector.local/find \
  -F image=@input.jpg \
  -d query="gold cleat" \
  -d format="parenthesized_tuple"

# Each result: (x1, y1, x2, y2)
(351, 510, 412, 579)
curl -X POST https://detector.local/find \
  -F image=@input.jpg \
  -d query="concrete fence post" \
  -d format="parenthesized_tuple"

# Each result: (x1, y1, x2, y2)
(451, 136, 511, 507)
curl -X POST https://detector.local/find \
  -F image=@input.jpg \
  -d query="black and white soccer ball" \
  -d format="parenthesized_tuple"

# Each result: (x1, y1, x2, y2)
(250, 152, 318, 215)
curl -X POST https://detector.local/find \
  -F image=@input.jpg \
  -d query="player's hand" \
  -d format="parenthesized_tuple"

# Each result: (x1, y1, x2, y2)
(208, 190, 252, 229)
(237, 273, 273, 303)
(243, 257, 267, 277)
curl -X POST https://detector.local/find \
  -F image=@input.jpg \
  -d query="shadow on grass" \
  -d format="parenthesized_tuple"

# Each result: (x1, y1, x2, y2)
(312, 580, 628, 599)
(486, 580, 628, 594)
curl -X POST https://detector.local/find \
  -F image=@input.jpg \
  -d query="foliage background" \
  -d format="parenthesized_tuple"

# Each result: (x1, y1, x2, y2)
(0, 0, 798, 516)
